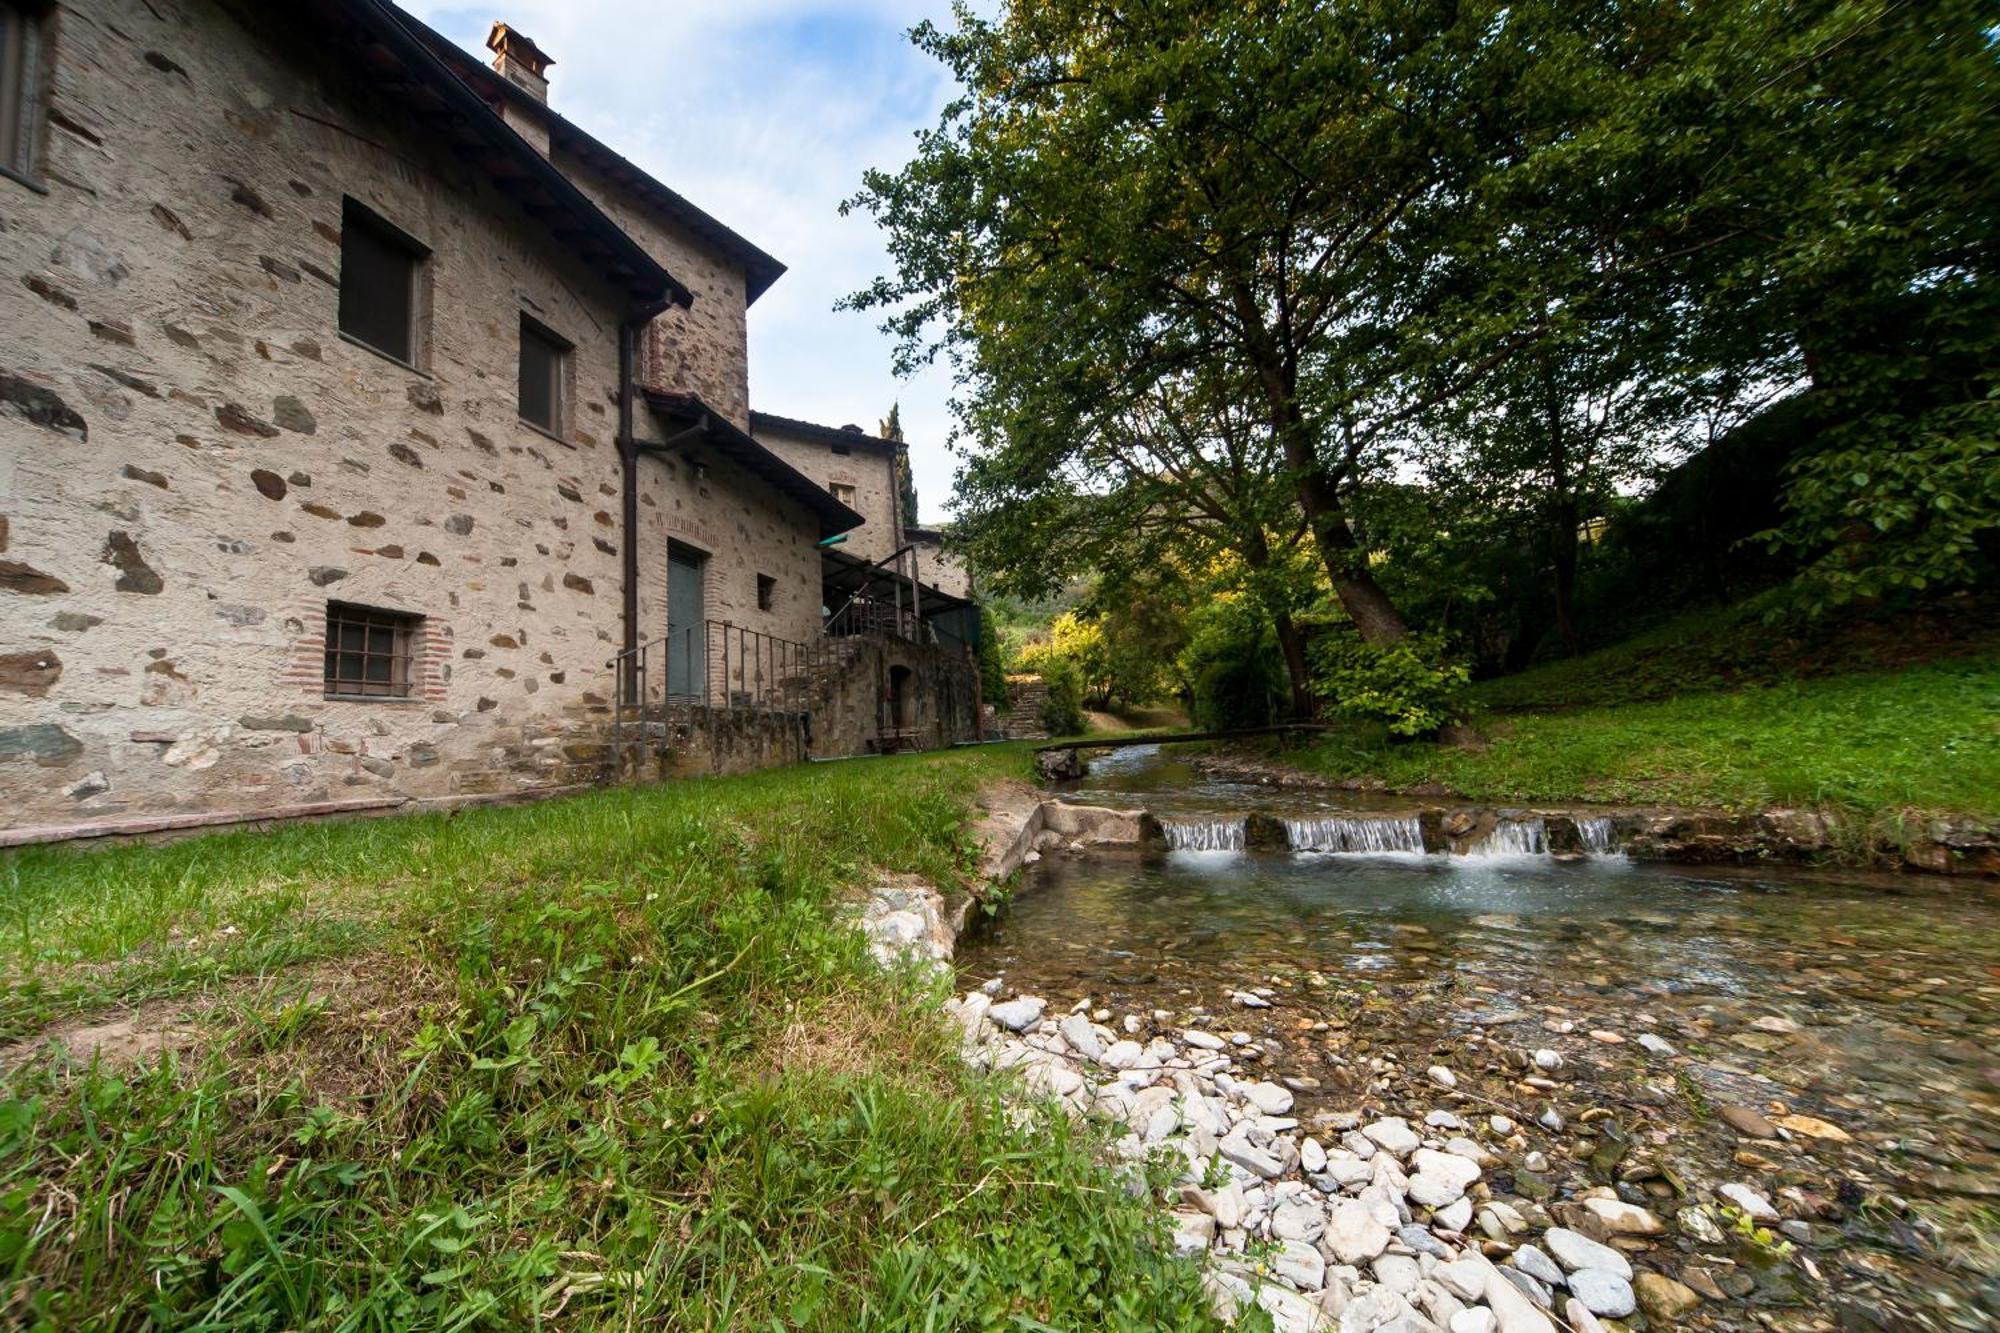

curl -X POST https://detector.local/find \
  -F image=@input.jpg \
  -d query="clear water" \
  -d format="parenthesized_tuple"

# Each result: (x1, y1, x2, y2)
(974, 742, 2000, 1327)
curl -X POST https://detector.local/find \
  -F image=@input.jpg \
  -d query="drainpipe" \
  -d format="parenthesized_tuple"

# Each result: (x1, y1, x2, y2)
(618, 316, 644, 700)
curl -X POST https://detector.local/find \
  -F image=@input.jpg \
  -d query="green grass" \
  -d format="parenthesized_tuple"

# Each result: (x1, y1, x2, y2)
(0, 748, 1220, 1331)
(1289, 656, 1999, 820)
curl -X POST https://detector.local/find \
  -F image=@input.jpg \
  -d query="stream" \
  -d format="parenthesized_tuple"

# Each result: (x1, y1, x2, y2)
(957, 745, 2000, 1330)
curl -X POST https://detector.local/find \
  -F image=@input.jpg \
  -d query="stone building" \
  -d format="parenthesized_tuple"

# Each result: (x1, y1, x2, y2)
(0, 0, 978, 842)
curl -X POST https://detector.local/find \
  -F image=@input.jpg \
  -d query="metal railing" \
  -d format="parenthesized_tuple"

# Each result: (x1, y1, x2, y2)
(824, 596, 934, 645)
(616, 620, 816, 714)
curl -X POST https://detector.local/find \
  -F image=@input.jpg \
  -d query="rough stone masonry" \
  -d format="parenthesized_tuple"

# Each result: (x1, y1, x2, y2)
(0, 0, 891, 836)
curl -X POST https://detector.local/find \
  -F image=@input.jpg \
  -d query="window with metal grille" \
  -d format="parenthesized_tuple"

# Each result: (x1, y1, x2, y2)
(518, 314, 569, 433)
(323, 601, 422, 699)
(0, 2, 48, 185)
(338, 198, 428, 367)
(829, 482, 856, 506)
(756, 573, 775, 611)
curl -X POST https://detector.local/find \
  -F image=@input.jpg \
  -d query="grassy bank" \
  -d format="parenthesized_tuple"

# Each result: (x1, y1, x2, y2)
(1284, 653, 1999, 824)
(0, 750, 1218, 1330)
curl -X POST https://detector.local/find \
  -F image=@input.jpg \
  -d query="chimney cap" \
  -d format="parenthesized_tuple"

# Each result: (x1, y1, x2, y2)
(486, 22, 554, 78)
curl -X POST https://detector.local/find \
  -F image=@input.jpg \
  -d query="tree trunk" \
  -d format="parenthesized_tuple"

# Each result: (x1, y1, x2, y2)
(1273, 611, 1313, 720)
(1549, 502, 1581, 657)
(1271, 405, 1483, 748)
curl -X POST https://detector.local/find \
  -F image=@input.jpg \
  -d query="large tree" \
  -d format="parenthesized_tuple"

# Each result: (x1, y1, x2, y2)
(845, 0, 1545, 656)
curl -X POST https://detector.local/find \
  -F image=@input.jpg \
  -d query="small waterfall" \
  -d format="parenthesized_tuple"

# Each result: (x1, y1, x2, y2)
(1161, 817, 1246, 851)
(1284, 814, 1427, 855)
(1471, 818, 1547, 857)
(1576, 817, 1615, 855)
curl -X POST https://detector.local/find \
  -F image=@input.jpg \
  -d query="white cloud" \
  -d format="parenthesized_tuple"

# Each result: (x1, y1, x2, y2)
(406, 1, 965, 522)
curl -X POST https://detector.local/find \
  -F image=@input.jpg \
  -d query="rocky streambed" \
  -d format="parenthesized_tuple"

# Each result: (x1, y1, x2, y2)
(876, 755, 2000, 1333)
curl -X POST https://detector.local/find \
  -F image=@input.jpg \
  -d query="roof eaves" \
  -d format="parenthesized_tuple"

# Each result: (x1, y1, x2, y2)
(643, 391, 865, 537)
(749, 410, 903, 455)
(408, 22, 787, 306)
(343, 0, 693, 312)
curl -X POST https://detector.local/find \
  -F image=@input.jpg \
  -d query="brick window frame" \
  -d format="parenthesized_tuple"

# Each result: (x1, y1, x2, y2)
(323, 601, 424, 700)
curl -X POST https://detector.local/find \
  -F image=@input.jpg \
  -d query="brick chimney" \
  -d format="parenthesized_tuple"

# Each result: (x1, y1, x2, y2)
(486, 23, 554, 155)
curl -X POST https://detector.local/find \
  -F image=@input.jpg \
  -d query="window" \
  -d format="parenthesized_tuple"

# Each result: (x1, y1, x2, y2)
(831, 443, 851, 456)
(517, 314, 569, 434)
(0, 2, 48, 185)
(338, 197, 429, 368)
(323, 601, 421, 699)
(829, 482, 856, 506)
(756, 573, 775, 611)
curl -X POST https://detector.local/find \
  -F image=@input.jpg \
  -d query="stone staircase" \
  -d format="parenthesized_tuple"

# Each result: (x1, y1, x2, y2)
(994, 674, 1050, 740)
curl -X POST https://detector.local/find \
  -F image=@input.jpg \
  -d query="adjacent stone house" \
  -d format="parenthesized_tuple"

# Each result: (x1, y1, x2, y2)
(0, 0, 976, 841)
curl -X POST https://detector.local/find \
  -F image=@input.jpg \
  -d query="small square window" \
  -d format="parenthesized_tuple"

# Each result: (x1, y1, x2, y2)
(829, 482, 856, 506)
(756, 573, 775, 611)
(0, 2, 49, 184)
(323, 601, 422, 699)
(518, 314, 570, 434)
(338, 198, 429, 367)
(831, 443, 851, 456)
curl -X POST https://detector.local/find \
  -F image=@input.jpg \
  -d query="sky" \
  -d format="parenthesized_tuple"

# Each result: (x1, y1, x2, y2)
(408, 1, 963, 523)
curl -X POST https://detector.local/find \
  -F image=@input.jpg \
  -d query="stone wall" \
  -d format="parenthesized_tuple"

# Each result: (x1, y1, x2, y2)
(0, 0, 815, 834)
(752, 419, 904, 565)
(910, 532, 972, 600)
(809, 634, 981, 758)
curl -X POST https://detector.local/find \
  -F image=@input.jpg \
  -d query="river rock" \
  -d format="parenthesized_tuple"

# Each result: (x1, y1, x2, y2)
(1636, 1033, 1677, 1056)
(1371, 1253, 1422, 1295)
(1436, 1259, 1489, 1303)
(1532, 1049, 1563, 1071)
(1274, 1196, 1328, 1243)
(1170, 1209, 1216, 1257)
(1429, 1065, 1458, 1089)
(1435, 1198, 1473, 1232)
(1256, 1282, 1332, 1333)
(1246, 1081, 1296, 1115)
(1582, 1197, 1664, 1235)
(1325, 1199, 1392, 1265)
(1301, 1137, 1329, 1173)
(1718, 1104, 1778, 1139)
(1567, 1270, 1635, 1318)
(1414, 1148, 1481, 1190)
(1220, 1135, 1286, 1180)
(1562, 1298, 1608, 1333)
(1183, 1029, 1227, 1050)
(1511, 1244, 1565, 1289)
(1058, 1013, 1103, 1060)
(1100, 1038, 1143, 1068)
(1719, 1182, 1779, 1221)
(1275, 1237, 1326, 1289)
(1634, 1272, 1702, 1321)
(1469, 1252, 1557, 1333)
(988, 997, 1046, 1031)
(1363, 1117, 1420, 1156)
(1450, 1310, 1496, 1333)
(1542, 1228, 1632, 1279)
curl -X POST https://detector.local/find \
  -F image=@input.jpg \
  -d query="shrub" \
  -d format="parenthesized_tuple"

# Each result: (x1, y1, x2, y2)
(1309, 631, 1471, 737)
(1037, 657, 1087, 736)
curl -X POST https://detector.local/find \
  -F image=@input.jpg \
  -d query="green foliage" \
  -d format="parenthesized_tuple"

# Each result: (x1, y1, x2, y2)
(1773, 393, 2000, 612)
(1289, 655, 2000, 821)
(1179, 592, 1287, 731)
(1036, 657, 1088, 737)
(1308, 632, 1472, 738)
(977, 605, 1009, 708)
(0, 751, 1220, 1329)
